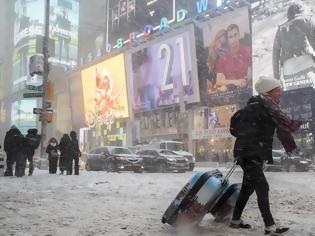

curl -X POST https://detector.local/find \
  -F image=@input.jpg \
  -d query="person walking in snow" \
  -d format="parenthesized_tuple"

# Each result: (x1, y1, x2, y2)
(273, 3, 315, 89)
(68, 131, 81, 175)
(59, 134, 71, 175)
(24, 128, 41, 176)
(229, 76, 301, 235)
(46, 137, 59, 174)
(3, 125, 25, 177)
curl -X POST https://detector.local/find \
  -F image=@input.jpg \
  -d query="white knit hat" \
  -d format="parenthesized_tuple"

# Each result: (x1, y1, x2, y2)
(255, 76, 281, 94)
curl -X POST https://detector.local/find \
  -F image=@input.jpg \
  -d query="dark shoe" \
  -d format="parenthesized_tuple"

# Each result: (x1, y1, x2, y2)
(4, 169, 13, 176)
(28, 173, 33, 176)
(265, 225, 289, 235)
(229, 219, 251, 229)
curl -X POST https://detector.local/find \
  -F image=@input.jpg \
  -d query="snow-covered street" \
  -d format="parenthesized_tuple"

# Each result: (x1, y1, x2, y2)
(0, 166, 315, 236)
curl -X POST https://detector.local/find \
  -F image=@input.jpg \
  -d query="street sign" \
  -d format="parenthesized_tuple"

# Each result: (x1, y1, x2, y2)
(26, 84, 43, 92)
(33, 108, 42, 114)
(33, 108, 53, 115)
(45, 101, 52, 109)
(23, 92, 43, 98)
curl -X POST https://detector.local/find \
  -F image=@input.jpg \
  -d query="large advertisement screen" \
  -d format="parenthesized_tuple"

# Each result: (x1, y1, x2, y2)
(81, 54, 129, 128)
(196, 7, 252, 105)
(11, 99, 37, 134)
(107, 0, 176, 47)
(252, 1, 315, 92)
(126, 25, 199, 113)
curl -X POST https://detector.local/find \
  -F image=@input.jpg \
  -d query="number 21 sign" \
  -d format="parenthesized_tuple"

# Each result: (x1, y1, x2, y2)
(126, 25, 200, 113)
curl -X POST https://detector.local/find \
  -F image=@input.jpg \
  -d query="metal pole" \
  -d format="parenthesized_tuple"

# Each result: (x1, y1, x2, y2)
(40, 0, 50, 158)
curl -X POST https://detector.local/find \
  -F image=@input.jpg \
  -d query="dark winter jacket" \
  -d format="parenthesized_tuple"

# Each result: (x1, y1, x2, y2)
(46, 143, 59, 160)
(24, 129, 41, 156)
(273, 15, 315, 79)
(234, 96, 275, 164)
(4, 127, 25, 153)
(59, 134, 71, 158)
(69, 131, 81, 158)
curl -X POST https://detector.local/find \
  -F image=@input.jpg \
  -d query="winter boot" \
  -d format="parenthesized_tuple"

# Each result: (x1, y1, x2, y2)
(229, 219, 251, 229)
(265, 225, 289, 235)
(4, 168, 13, 176)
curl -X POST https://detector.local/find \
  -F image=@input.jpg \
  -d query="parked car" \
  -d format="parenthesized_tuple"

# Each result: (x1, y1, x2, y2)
(136, 149, 189, 173)
(85, 146, 143, 173)
(265, 150, 312, 172)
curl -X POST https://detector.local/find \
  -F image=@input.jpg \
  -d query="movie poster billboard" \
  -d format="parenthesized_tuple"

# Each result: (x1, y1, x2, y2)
(107, 0, 175, 47)
(126, 25, 199, 113)
(192, 104, 238, 139)
(81, 54, 129, 128)
(196, 7, 252, 105)
(252, 1, 315, 92)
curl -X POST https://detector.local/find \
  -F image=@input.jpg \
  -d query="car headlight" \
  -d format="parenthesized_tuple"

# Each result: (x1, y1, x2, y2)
(167, 158, 176, 162)
(299, 161, 308, 164)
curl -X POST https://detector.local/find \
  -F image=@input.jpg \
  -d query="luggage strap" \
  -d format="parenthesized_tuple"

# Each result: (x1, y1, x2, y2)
(222, 161, 237, 186)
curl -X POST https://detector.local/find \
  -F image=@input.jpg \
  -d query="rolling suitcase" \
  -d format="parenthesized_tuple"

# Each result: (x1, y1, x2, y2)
(162, 163, 240, 226)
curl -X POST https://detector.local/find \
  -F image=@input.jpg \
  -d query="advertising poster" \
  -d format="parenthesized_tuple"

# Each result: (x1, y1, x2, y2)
(252, 1, 315, 91)
(49, 0, 79, 67)
(107, 0, 175, 47)
(196, 7, 252, 105)
(81, 54, 129, 128)
(11, 99, 37, 134)
(192, 104, 238, 139)
(126, 26, 199, 113)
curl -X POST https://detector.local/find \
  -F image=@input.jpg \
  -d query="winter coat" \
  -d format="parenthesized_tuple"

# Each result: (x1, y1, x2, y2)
(46, 143, 59, 159)
(4, 128, 25, 154)
(24, 129, 41, 156)
(273, 15, 315, 79)
(234, 96, 276, 164)
(69, 138, 81, 158)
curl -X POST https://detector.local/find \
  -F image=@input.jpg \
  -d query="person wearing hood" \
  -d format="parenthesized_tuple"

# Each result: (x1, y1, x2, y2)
(3, 125, 25, 177)
(68, 131, 81, 175)
(59, 134, 71, 175)
(24, 128, 41, 176)
(229, 76, 301, 235)
(46, 137, 59, 174)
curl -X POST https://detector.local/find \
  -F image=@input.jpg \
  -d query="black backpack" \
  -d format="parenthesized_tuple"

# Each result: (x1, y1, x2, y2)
(230, 109, 245, 137)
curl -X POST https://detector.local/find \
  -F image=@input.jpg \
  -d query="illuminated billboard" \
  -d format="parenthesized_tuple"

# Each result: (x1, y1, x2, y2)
(81, 54, 129, 128)
(126, 25, 199, 113)
(196, 7, 252, 105)
(252, 1, 315, 92)
(192, 104, 238, 139)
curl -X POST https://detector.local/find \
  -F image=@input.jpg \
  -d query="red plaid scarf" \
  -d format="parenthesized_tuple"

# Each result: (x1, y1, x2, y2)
(260, 95, 301, 153)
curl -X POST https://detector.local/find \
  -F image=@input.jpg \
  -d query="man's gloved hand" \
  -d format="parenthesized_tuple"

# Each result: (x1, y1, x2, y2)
(234, 156, 244, 166)
(266, 158, 273, 165)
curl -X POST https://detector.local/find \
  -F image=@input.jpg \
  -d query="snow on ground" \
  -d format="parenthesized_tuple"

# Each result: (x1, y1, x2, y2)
(0, 165, 315, 236)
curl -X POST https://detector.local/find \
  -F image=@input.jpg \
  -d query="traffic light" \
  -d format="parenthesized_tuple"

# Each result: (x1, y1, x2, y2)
(47, 81, 54, 100)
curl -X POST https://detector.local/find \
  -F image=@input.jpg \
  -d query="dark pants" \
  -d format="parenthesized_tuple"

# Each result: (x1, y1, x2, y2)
(4, 151, 15, 176)
(27, 154, 34, 175)
(49, 156, 58, 174)
(232, 161, 275, 227)
(15, 152, 26, 177)
(67, 156, 79, 175)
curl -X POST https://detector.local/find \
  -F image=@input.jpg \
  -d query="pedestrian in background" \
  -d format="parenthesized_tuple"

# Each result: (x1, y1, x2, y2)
(24, 128, 41, 176)
(59, 134, 71, 175)
(3, 125, 25, 177)
(46, 137, 59, 174)
(68, 131, 81, 175)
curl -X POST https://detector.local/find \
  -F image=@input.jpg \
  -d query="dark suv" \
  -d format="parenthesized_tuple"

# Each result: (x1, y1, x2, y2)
(85, 146, 143, 173)
(136, 149, 189, 172)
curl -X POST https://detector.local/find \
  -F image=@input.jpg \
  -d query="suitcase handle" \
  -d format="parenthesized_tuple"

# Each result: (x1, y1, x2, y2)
(221, 161, 237, 186)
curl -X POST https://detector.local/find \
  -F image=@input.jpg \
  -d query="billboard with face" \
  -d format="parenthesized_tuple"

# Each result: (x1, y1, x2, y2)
(252, 1, 315, 92)
(126, 25, 199, 113)
(81, 54, 129, 128)
(196, 7, 252, 106)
